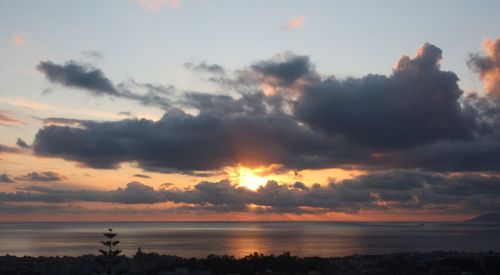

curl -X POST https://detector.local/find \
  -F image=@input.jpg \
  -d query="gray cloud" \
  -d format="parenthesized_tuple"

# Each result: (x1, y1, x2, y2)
(294, 43, 474, 148)
(0, 174, 14, 183)
(119, 111, 133, 117)
(32, 100, 343, 171)
(0, 144, 20, 154)
(15, 171, 66, 182)
(1, 170, 499, 215)
(30, 43, 500, 174)
(252, 53, 317, 87)
(16, 138, 30, 149)
(133, 174, 151, 179)
(184, 61, 226, 75)
(82, 50, 103, 59)
(37, 60, 119, 95)
(37, 61, 173, 109)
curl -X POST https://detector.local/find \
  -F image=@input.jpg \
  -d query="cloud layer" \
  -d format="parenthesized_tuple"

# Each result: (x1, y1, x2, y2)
(1, 170, 499, 215)
(15, 171, 66, 182)
(20, 39, 500, 216)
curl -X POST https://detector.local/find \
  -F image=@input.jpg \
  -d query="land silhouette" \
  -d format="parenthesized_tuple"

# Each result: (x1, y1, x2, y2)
(467, 213, 500, 222)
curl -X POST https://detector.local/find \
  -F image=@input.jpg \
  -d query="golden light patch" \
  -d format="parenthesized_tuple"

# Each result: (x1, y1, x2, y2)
(237, 167, 269, 191)
(227, 167, 269, 191)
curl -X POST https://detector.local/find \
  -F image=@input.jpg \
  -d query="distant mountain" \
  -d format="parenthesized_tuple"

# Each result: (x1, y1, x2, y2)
(467, 213, 500, 222)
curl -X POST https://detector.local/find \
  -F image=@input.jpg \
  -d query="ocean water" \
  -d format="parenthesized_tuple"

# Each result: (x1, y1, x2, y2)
(0, 222, 498, 257)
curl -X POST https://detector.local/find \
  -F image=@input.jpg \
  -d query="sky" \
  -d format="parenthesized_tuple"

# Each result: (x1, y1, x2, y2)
(1, 0, 500, 221)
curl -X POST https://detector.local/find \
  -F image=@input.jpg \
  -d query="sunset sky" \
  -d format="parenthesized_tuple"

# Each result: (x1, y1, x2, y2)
(1, 0, 500, 221)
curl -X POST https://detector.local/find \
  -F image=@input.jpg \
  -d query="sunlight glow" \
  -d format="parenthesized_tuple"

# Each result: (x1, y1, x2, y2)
(236, 167, 269, 191)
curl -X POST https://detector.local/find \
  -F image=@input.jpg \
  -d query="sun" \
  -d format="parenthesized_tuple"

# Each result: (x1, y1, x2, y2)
(236, 167, 269, 191)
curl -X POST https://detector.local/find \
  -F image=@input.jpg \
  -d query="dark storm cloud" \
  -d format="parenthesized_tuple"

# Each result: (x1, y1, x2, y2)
(294, 43, 474, 148)
(16, 138, 30, 149)
(0, 174, 14, 183)
(1, 170, 499, 214)
(15, 171, 65, 182)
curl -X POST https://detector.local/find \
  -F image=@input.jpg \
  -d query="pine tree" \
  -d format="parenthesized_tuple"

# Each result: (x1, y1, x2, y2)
(98, 228, 122, 275)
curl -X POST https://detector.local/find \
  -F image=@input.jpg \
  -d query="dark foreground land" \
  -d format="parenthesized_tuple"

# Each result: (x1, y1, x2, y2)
(1, 251, 499, 275)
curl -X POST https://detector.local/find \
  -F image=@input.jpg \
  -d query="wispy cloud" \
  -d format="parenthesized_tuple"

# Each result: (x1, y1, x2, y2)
(0, 110, 24, 126)
(285, 16, 306, 29)
(36, 61, 174, 109)
(0, 96, 123, 120)
(15, 171, 66, 182)
(12, 34, 26, 46)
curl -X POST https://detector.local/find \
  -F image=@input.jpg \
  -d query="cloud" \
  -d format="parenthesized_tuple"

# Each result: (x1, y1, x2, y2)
(252, 53, 315, 87)
(33, 103, 331, 171)
(12, 34, 25, 46)
(82, 50, 103, 59)
(0, 144, 21, 154)
(41, 117, 87, 127)
(30, 43, 500, 174)
(37, 61, 174, 109)
(116, 79, 174, 109)
(285, 16, 306, 29)
(37, 60, 119, 96)
(294, 43, 474, 148)
(16, 138, 30, 149)
(184, 61, 226, 75)
(468, 37, 500, 97)
(15, 171, 66, 182)
(0, 110, 24, 126)
(133, 174, 151, 179)
(119, 111, 133, 117)
(0, 174, 14, 183)
(1, 170, 499, 215)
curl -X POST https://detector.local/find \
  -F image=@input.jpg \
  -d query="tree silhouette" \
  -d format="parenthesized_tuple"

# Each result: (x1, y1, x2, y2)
(98, 228, 122, 275)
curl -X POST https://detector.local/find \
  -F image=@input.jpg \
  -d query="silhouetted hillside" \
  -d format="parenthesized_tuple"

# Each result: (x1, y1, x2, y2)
(1, 251, 500, 275)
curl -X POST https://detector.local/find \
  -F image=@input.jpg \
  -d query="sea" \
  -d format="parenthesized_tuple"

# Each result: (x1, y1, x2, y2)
(0, 222, 498, 258)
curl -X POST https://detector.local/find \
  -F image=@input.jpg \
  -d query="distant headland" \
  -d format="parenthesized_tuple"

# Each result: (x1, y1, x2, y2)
(467, 213, 500, 222)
